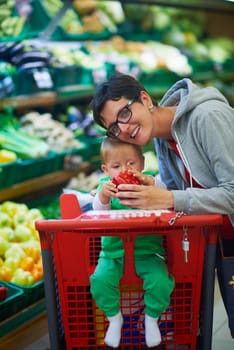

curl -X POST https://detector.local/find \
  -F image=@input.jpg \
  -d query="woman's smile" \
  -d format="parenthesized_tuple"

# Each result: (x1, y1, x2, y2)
(130, 124, 140, 138)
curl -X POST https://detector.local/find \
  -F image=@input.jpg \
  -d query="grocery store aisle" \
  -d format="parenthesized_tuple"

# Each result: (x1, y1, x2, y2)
(212, 274, 234, 350)
(21, 274, 233, 350)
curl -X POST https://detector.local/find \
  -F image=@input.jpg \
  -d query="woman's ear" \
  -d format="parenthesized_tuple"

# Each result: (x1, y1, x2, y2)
(140, 90, 151, 106)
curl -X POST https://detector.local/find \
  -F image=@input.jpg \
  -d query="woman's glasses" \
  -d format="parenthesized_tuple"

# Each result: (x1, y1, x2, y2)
(106, 97, 138, 138)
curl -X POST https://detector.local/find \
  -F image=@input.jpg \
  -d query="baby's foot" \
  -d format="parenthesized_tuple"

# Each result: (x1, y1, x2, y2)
(104, 311, 123, 348)
(145, 314, 162, 347)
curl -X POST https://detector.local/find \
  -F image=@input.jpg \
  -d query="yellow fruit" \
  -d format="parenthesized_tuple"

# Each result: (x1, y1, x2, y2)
(0, 227, 14, 241)
(23, 245, 41, 263)
(0, 265, 13, 282)
(14, 224, 32, 242)
(0, 150, 17, 163)
(4, 256, 20, 271)
(11, 268, 34, 286)
(0, 201, 28, 218)
(0, 212, 12, 228)
(5, 243, 26, 260)
(0, 236, 10, 256)
(20, 256, 34, 271)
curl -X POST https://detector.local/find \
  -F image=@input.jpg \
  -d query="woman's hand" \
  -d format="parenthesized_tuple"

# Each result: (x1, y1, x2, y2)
(128, 169, 155, 186)
(114, 184, 174, 210)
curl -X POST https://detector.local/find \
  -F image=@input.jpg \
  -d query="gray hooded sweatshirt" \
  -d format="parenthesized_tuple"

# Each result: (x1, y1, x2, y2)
(155, 78, 234, 226)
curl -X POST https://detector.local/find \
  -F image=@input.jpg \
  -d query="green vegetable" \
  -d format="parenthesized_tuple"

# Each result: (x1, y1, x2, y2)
(0, 112, 20, 130)
(13, 16, 26, 37)
(0, 128, 49, 159)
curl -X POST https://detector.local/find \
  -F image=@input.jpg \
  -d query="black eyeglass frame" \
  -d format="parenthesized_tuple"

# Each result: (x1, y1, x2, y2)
(106, 96, 138, 138)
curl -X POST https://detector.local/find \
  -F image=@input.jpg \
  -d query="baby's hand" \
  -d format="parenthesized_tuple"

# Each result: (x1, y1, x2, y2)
(99, 181, 118, 204)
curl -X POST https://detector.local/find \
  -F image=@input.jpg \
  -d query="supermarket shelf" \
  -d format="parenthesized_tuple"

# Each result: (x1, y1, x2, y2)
(0, 169, 79, 202)
(0, 92, 57, 110)
(0, 298, 47, 349)
(0, 85, 95, 111)
(117, 0, 234, 14)
(56, 84, 95, 100)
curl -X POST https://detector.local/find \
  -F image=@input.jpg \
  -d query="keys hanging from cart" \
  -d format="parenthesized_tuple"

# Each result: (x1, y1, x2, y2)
(182, 226, 190, 263)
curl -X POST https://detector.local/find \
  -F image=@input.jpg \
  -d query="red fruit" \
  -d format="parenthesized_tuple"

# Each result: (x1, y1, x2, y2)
(0, 286, 8, 301)
(112, 170, 141, 186)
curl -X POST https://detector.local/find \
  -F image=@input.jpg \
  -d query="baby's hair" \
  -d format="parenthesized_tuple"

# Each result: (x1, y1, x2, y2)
(100, 137, 143, 163)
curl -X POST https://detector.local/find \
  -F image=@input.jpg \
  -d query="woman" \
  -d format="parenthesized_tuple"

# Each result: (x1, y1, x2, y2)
(90, 73, 234, 337)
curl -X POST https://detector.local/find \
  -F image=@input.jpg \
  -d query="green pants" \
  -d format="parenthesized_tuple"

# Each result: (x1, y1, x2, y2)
(90, 254, 174, 318)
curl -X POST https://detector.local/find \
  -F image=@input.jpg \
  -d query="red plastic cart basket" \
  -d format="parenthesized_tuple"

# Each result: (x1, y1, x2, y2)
(35, 194, 222, 350)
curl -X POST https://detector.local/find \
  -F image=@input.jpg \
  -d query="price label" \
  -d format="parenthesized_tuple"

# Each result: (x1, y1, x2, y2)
(33, 69, 53, 89)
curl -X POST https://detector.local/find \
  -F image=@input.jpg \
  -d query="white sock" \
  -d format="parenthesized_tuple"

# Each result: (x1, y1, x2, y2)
(145, 314, 162, 347)
(104, 311, 123, 348)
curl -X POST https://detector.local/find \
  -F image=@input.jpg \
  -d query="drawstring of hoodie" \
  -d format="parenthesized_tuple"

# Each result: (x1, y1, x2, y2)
(171, 132, 203, 189)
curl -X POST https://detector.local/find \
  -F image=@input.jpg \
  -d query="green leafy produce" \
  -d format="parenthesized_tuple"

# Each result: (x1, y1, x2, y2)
(0, 112, 49, 159)
(0, 128, 49, 159)
(37, 201, 60, 220)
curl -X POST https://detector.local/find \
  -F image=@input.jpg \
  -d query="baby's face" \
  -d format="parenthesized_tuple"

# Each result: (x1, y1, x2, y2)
(103, 145, 144, 179)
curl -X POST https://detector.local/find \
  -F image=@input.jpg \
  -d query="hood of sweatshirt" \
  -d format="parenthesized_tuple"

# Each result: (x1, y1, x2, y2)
(159, 78, 229, 124)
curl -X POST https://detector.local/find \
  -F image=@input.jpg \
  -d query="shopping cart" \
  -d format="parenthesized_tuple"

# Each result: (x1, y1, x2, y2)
(35, 193, 222, 350)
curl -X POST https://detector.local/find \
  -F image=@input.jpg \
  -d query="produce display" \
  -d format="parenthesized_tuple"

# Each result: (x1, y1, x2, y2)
(42, 0, 124, 35)
(20, 111, 83, 152)
(0, 112, 49, 160)
(0, 201, 44, 286)
(85, 35, 192, 75)
(0, 1, 233, 94)
(0, 127, 49, 160)
(0, 109, 89, 168)
(0, 0, 233, 105)
(64, 105, 104, 137)
(0, 0, 26, 38)
(66, 170, 104, 193)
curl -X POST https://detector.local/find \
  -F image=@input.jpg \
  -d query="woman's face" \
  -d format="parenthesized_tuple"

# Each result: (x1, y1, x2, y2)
(101, 91, 154, 146)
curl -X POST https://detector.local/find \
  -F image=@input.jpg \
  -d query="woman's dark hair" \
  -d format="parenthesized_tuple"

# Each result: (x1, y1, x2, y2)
(89, 72, 147, 127)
